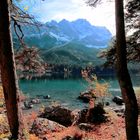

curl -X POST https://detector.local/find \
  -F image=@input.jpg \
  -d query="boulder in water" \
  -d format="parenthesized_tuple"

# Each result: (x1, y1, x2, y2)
(78, 90, 96, 103)
(43, 95, 51, 99)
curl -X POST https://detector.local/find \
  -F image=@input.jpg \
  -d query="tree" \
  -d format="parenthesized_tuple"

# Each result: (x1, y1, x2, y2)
(99, 0, 140, 65)
(115, 0, 139, 139)
(0, 0, 26, 139)
(10, 0, 45, 78)
(86, 0, 139, 139)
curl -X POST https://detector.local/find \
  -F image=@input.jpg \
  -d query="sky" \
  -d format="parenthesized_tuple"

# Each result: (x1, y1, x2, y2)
(18, 0, 115, 35)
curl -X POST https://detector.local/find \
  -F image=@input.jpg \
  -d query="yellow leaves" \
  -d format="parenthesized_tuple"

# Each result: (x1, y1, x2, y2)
(82, 71, 111, 105)
(0, 133, 11, 139)
(23, 5, 29, 11)
(29, 134, 40, 140)
(94, 82, 109, 98)
(90, 75, 110, 98)
(0, 114, 6, 123)
(0, 114, 10, 138)
(0, 86, 4, 107)
(39, 105, 45, 114)
(0, 86, 4, 99)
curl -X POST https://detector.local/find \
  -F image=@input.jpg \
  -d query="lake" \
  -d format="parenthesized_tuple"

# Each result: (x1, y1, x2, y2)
(19, 76, 140, 109)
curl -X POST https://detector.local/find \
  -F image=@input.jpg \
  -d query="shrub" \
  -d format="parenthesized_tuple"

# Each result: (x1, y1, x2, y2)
(82, 70, 110, 107)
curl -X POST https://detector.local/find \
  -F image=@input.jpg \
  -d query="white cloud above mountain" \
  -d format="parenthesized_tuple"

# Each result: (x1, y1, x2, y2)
(17, 0, 115, 35)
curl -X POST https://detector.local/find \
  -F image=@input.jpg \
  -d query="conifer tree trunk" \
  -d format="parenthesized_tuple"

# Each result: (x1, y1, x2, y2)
(115, 0, 139, 139)
(0, 0, 25, 139)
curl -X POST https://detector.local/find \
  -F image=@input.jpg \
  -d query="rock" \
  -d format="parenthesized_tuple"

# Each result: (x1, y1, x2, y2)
(112, 96, 124, 105)
(23, 101, 33, 109)
(78, 109, 88, 123)
(42, 138, 48, 140)
(117, 113, 125, 117)
(31, 118, 66, 137)
(62, 136, 73, 140)
(62, 135, 83, 140)
(43, 95, 51, 99)
(42, 137, 48, 140)
(78, 103, 107, 124)
(112, 105, 125, 114)
(78, 90, 96, 103)
(87, 104, 106, 123)
(40, 106, 73, 126)
(78, 123, 93, 131)
(36, 95, 44, 98)
(30, 98, 40, 104)
(105, 102, 110, 106)
(71, 109, 81, 125)
(36, 95, 51, 99)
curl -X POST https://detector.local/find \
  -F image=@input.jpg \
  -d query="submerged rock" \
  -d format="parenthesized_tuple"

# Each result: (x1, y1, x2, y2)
(43, 95, 51, 99)
(36, 95, 51, 99)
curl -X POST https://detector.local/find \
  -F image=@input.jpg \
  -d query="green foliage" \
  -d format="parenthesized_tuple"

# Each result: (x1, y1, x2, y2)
(99, 0, 140, 66)
(41, 41, 104, 66)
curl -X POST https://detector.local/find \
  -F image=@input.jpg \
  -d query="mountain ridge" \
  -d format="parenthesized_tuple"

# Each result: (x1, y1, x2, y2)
(23, 19, 112, 48)
(14, 19, 112, 66)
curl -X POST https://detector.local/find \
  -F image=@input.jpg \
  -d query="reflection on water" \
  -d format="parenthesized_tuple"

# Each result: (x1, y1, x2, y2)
(19, 76, 140, 109)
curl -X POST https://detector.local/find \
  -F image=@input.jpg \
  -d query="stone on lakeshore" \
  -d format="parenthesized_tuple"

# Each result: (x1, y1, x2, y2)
(23, 101, 34, 110)
(40, 106, 73, 126)
(62, 136, 73, 140)
(78, 104, 106, 124)
(30, 118, 66, 136)
(30, 98, 40, 104)
(78, 90, 96, 103)
(112, 96, 124, 105)
(112, 105, 125, 114)
(78, 123, 93, 131)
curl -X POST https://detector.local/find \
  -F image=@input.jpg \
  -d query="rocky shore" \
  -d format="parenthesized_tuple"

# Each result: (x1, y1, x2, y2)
(0, 86, 139, 140)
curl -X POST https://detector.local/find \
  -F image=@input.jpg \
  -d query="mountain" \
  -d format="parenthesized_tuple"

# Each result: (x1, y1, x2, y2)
(23, 19, 112, 48)
(40, 41, 104, 66)
(14, 19, 112, 66)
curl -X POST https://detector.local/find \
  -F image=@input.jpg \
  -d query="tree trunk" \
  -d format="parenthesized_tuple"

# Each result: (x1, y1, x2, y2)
(115, 0, 139, 139)
(0, 0, 25, 139)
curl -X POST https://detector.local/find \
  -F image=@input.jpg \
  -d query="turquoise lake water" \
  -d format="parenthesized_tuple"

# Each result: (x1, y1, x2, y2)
(19, 76, 140, 109)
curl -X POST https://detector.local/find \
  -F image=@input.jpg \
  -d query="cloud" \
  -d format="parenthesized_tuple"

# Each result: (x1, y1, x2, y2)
(18, 0, 115, 34)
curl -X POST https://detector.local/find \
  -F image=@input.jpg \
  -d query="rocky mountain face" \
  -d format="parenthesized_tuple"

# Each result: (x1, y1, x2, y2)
(23, 19, 112, 48)
(14, 19, 112, 66)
